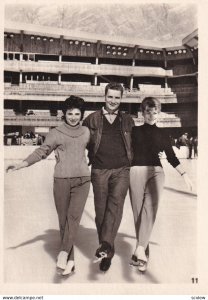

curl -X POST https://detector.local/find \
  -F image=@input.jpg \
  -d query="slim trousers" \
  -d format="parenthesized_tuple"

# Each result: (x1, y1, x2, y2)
(129, 166, 165, 249)
(91, 166, 130, 247)
(53, 176, 90, 259)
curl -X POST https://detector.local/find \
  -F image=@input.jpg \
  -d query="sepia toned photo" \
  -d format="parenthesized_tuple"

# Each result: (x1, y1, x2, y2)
(1, 0, 206, 296)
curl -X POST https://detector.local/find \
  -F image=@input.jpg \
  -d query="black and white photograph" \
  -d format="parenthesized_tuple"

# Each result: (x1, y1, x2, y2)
(1, 0, 207, 296)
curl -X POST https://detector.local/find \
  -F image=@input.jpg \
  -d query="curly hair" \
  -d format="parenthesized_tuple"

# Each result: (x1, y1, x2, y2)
(62, 95, 85, 120)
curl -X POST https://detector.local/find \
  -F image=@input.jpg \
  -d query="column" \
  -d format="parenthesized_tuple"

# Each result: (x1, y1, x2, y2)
(59, 54, 62, 62)
(19, 70, 23, 84)
(58, 72, 62, 84)
(131, 58, 135, 90)
(162, 48, 167, 69)
(130, 74, 134, 90)
(95, 57, 99, 65)
(165, 77, 168, 88)
(164, 76, 169, 94)
(94, 73, 98, 86)
(20, 53, 23, 61)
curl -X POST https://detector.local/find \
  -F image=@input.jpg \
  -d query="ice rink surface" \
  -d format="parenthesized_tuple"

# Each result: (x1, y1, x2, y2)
(4, 150, 197, 284)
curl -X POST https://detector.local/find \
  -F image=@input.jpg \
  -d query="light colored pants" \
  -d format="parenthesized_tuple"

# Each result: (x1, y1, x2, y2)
(53, 177, 90, 259)
(129, 166, 165, 249)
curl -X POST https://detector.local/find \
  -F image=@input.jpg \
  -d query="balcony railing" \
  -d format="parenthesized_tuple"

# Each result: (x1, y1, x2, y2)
(4, 82, 178, 103)
(4, 60, 173, 77)
(4, 113, 196, 128)
(4, 115, 63, 127)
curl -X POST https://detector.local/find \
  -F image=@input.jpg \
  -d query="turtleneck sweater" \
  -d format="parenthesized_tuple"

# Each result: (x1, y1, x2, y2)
(24, 122, 90, 178)
(131, 123, 180, 168)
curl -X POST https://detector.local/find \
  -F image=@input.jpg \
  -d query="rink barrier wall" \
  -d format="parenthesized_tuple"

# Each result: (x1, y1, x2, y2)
(4, 146, 191, 160)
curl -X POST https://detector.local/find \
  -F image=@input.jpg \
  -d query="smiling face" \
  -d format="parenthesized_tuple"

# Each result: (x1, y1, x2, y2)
(65, 108, 82, 127)
(142, 106, 159, 125)
(105, 89, 122, 113)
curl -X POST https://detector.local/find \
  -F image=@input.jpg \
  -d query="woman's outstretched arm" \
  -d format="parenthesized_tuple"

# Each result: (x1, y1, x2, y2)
(6, 160, 29, 172)
(175, 164, 193, 191)
(6, 129, 57, 173)
(163, 134, 193, 191)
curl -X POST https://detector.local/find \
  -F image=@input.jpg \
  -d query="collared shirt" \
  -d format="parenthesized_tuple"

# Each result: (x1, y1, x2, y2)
(102, 107, 118, 124)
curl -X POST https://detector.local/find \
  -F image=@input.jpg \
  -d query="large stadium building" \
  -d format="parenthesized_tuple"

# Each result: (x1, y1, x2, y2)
(4, 21, 198, 140)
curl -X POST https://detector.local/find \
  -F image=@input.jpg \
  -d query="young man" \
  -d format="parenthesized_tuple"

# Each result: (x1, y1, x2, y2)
(83, 82, 134, 272)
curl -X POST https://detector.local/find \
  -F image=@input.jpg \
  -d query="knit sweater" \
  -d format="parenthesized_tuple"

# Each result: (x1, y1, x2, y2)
(24, 123, 90, 178)
(131, 123, 180, 168)
(92, 116, 129, 169)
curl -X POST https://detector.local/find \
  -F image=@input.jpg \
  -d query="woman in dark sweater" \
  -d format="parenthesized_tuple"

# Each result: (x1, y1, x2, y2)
(130, 97, 192, 272)
(6, 96, 91, 276)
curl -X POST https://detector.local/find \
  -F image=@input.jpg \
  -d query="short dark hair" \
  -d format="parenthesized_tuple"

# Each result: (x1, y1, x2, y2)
(62, 95, 85, 120)
(140, 97, 161, 112)
(105, 82, 124, 97)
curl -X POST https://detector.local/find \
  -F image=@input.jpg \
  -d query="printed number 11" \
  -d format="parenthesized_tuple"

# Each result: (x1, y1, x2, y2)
(192, 277, 198, 283)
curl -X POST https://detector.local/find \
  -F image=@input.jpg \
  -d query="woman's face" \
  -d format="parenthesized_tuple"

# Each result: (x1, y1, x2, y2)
(142, 106, 159, 125)
(65, 108, 82, 127)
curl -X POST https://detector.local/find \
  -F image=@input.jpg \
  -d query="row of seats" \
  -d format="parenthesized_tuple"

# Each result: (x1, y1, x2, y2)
(4, 109, 56, 117)
(4, 109, 16, 116)
(138, 84, 174, 95)
(4, 109, 187, 121)
(7, 83, 106, 93)
(5, 83, 176, 97)
(137, 111, 180, 119)
(171, 86, 197, 93)
(4, 110, 76, 119)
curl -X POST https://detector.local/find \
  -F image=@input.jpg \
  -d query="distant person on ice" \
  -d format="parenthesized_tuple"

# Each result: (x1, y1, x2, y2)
(129, 97, 193, 272)
(6, 96, 91, 277)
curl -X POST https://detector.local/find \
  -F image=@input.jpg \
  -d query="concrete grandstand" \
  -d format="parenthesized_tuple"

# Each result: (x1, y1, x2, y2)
(4, 21, 198, 140)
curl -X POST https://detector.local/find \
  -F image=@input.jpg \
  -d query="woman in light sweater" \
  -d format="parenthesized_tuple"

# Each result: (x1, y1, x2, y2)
(6, 96, 91, 276)
(130, 97, 193, 272)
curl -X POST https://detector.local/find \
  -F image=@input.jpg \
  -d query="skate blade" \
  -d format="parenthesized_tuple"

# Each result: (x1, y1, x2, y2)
(138, 266, 147, 273)
(56, 267, 65, 275)
(61, 269, 75, 277)
(93, 252, 107, 263)
(138, 261, 148, 273)
(129, 263, 138, 267)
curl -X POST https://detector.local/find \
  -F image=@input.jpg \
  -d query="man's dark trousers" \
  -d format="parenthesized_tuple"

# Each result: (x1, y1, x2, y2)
(91, 166, 130, 247)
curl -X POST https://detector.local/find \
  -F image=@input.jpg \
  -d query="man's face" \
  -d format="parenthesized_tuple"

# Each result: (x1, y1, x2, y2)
(105, 89, 122, 112)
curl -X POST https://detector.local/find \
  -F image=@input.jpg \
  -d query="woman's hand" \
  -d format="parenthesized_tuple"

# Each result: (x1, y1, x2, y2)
(158, 151, 164, 159)
(182, 173, 193, 191)
(6, 161, 29, 172)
